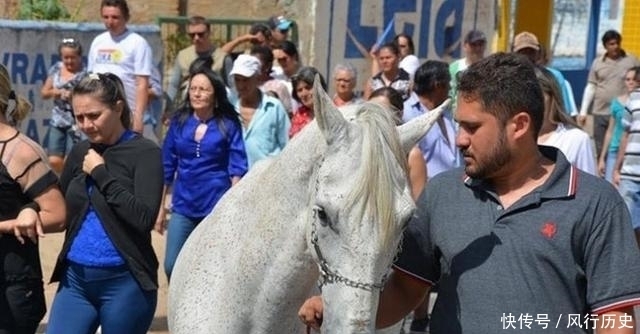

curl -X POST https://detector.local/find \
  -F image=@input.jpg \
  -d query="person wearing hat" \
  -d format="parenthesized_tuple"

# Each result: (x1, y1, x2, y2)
(449, 29, 487, 109)
(512, 31, 576, 119)
(232, 54, 290, 167)
(268, 15, 293, 46)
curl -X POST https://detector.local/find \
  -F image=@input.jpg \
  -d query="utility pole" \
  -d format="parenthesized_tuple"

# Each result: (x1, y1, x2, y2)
(178, 0, 187, 16)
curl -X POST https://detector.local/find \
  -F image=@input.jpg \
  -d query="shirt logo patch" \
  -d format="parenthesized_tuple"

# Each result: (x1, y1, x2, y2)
(540, 222, 557, 239)
(96, 49, 123, 64)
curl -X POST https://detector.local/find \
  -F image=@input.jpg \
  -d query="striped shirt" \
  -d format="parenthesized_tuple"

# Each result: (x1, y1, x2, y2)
(621, 89, 640, 180)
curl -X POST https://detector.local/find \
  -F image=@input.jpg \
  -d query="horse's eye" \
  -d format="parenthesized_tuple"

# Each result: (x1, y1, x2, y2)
(313, 205, 329, 226)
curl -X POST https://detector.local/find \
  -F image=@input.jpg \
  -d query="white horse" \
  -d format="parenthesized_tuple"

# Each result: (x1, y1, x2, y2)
(168, 78, 448, 333)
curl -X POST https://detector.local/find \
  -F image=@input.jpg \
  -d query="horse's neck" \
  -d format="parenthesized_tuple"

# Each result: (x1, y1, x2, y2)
(247, 122, 323, 269)
(240, 128, 324, 331)
(260, 124, 326, 202)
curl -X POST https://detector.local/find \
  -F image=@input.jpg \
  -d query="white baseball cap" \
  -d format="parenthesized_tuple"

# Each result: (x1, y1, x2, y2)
(230, 55, 261, 78)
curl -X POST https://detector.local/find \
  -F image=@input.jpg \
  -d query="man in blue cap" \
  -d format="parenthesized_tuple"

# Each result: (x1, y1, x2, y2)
(268, 15, 292, 46)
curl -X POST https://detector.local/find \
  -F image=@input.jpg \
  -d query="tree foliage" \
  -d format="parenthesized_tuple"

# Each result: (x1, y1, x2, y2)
(18, 0, 71, 20)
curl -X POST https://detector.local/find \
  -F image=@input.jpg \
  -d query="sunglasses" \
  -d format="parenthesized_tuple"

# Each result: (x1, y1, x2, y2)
(61, 38, 78, 46)
(188, 31, 207, 39)
(278, 28, 289, 34)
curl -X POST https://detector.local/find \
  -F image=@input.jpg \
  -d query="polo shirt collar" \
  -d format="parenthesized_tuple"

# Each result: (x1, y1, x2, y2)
(602, 48, 628, 61)
(463, 146, 577, 201)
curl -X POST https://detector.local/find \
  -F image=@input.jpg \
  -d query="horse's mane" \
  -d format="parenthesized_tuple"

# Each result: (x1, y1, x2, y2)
(345, 102, 409, 248)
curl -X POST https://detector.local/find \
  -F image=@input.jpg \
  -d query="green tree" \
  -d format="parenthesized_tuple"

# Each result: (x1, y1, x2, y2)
(18, 0, 70, 20)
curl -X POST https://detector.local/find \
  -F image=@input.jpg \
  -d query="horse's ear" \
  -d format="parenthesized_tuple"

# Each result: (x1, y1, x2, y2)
(313, 74, 347, 145)
(398, 98, 451, 152)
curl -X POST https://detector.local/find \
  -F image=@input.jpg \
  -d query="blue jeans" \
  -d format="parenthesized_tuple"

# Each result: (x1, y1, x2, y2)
(604, 150, 618, 183)
(164, 212, 204, 280)
(44, 126, 77, 156)
(618, 179, 640, 230)
(46, 263, 156, 334)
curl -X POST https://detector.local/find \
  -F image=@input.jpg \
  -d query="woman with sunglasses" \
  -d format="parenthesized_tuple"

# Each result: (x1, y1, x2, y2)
(41, 38, 87, 174)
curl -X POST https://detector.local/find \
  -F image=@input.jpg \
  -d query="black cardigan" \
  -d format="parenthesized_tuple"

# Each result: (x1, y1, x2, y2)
(51, 137, 163, 290)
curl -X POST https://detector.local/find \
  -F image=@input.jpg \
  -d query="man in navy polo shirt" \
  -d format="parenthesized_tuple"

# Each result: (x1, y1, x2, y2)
(299, 53, 640, 333)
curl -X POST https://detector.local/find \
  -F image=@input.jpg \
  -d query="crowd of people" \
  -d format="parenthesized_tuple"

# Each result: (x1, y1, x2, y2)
(2, 0, 640, 332)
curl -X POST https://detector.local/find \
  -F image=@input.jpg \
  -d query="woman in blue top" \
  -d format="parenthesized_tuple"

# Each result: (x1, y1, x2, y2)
(156, 66, 248, 280)
(48, 72, 163, 334)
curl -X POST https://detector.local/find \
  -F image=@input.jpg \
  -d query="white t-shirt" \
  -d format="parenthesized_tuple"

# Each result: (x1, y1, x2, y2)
(88, 30, 153, 111)
(539, 123, 597, 175)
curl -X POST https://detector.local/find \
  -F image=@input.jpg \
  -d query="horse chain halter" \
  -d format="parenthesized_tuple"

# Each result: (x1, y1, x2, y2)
(310, 157, 388, 292)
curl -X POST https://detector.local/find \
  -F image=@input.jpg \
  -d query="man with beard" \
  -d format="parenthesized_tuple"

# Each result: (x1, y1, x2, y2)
(299, 53, 640, 334)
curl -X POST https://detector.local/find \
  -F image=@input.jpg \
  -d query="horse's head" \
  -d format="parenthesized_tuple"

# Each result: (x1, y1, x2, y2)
(308, 76, 448, 333)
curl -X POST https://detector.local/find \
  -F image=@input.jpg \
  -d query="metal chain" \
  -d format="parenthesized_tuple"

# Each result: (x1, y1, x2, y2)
(310, 157, 388, 292)
(310, 216, 387, 291)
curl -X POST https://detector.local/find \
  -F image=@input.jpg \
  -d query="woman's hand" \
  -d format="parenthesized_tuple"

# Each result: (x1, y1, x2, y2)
(298, 295, 323, 332)
(59, 89, 72, 101)
(613, 170, 621, 188)
(597, 159, 606, 178)
(154, 207, 167, 235)
(14, 207, 44, 244)
(83, 149, 105, 175)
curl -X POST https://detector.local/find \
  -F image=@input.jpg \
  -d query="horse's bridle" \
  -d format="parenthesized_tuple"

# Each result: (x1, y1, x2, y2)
(310, 157, 389, 292)
(310, 214, 388, 292)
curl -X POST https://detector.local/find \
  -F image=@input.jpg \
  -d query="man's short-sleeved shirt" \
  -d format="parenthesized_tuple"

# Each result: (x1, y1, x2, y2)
(587, 52, 640, 116)
(395, 146, 640, 333)
(88, 30, 153, 111)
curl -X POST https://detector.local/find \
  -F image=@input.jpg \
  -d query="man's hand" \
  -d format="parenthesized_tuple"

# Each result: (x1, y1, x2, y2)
(298, 295, 323, 332)
(577, 115, 587, 127)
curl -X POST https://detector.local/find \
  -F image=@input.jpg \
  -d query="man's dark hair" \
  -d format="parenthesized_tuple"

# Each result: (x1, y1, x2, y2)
(273, 41, 299, 61)
(601, 30, 622, 46)
(188, 16, 210, 31)
(100, 0, 130, 21)
(413, 60, 450, 96)
(250, 45, 274, 66)
(457, 52, 544, 138)
(249, 23, 271, 40)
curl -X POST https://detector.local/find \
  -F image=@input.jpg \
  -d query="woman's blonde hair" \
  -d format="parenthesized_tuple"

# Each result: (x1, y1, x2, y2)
(534, 65, 579, 129)
(0, 64, 32, 126)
